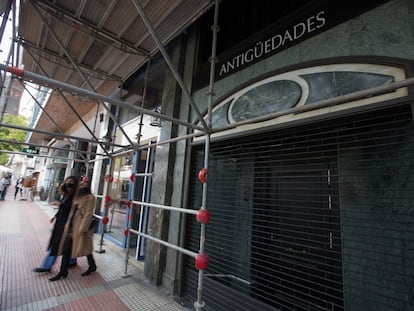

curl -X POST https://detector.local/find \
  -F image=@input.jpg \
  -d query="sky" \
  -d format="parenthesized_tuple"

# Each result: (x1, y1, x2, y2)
(1, 5, 37, 120)
(0, 6, 14, 66)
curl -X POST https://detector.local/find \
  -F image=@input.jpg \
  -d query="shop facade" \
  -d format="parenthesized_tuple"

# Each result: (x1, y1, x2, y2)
(147, 0, 414, 310)
(8, 1, 413, 310)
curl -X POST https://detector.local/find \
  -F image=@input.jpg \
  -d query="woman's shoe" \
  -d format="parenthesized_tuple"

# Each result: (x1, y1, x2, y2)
(33, 267, 51, 273)
(49, 271, 68, 281)
(81, 265, 97, 276)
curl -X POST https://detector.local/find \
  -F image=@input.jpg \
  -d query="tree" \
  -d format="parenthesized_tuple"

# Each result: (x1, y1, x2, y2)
(0, 113, 28, 165)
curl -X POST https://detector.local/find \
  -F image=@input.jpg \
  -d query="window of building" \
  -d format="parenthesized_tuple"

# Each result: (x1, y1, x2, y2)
(120, 57, 167, 124)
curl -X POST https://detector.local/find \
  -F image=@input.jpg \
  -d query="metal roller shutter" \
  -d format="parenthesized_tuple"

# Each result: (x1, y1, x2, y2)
(183, 104, 414, 311)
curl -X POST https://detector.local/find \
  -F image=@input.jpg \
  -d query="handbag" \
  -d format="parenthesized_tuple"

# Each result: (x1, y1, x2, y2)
(89, 217, 98, 229)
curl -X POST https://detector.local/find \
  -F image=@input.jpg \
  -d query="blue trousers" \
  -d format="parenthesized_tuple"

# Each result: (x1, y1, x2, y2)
(42, 249, 77, 269)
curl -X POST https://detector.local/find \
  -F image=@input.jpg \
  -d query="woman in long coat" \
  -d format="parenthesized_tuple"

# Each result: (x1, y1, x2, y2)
(70, 180, 97, 275)
(49, 180, 97, 281)
(33, 176, 78, 273)
(48, 176, 78, 257)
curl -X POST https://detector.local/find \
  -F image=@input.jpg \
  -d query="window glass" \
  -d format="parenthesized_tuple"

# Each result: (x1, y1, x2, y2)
(301, 72, 394, 105)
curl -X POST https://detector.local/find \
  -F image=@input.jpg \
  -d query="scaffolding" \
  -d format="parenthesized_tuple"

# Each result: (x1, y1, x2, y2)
(2, 1, 414, 310)
(0, 1, 220, 309)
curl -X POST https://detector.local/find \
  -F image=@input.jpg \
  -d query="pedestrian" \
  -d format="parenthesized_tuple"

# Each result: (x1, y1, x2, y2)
(14, 177, 23, 200)
(71, 180, 97, 276)
(21, 176, 32, 200)
(0, 173, 11, 200)
(49, 180, 97, 281)
(0, 175, 5, 200)
(33, 176, 79, 273)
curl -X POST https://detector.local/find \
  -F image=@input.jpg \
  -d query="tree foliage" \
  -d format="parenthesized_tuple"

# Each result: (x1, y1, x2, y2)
(0, 114, 28, 165)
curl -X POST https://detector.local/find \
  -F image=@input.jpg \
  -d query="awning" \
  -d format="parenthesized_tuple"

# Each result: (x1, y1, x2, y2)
(17, 0, 214, 144)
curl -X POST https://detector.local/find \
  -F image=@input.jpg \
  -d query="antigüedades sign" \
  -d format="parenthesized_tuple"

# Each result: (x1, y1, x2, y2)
(194, 0, 389, 88)
(218, 10, 326, 77)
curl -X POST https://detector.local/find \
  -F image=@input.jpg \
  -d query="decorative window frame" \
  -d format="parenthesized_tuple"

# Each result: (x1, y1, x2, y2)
(195, 63, 408, 141)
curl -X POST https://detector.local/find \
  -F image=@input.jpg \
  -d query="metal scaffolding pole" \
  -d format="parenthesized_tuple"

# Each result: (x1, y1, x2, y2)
(0, 64, 206, 132)
(29, 1, 136, 147)
(89, 147, 137, 163)
(22, 47, 112, 157)
(0, 1, 15, 123)
(128, 227, 198, 258)
(0, 0, 12, 48)
(86, 131, 206, 166)
(211, 76, 414, 133)
(105, 103, 121, 245)
(131, 0, 210, 132)
(130, 200, 198, 215)
(123, 58, 151, 277)
(18, 39, 122, 83)
(139, 131, 206, 149)
(36, 0, 149, 56)
(0, 138, 106, 157)
(194, 1, 219, 310)
(97, 131, 208, 164)
(0, 149, 86, 162)
(0, 0, 13, 99)
(96, 90, 126, 253)
(19, 80, 88, 163)
(0, 121, 126, 148)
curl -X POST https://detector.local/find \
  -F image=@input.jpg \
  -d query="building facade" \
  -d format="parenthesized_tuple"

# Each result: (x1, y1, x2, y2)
(143, 1, 414, 310)
(20, 1, 414, 310)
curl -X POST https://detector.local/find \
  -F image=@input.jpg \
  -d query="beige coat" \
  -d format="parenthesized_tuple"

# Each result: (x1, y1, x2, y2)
(59, 193, 96, 257)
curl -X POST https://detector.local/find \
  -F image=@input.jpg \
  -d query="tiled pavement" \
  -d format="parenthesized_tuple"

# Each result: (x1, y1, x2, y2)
(0, 191, 191, 311)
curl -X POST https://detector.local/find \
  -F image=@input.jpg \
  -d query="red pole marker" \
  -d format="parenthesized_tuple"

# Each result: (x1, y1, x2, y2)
(196, 209, 211, 224)
(198, 168, 208, 183)
(8, 66, 24, 77)
(102, 216, 109, 225)
(195, 253, 210, 270)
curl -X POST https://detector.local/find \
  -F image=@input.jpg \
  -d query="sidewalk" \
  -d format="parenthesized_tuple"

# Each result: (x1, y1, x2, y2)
(0, 190, 191, 311)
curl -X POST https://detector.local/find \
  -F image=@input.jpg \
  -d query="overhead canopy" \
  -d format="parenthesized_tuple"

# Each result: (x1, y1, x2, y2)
(17, 0, 213, 144)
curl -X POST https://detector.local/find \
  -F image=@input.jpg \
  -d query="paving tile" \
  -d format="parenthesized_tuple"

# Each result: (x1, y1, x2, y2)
(0, 193, 190, 311)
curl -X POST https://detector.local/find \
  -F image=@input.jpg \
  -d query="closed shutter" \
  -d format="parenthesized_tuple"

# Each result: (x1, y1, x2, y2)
(183, 104, 414, 311)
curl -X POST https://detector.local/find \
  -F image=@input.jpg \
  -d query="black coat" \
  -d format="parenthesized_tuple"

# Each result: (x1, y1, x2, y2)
(48, 194, 74, 256)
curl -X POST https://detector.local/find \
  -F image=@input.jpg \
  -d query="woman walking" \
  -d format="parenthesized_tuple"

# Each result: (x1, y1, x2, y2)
(49, 180, 97, 281)
(33, 176, 78, 273)
(14, 177, 23, 200)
